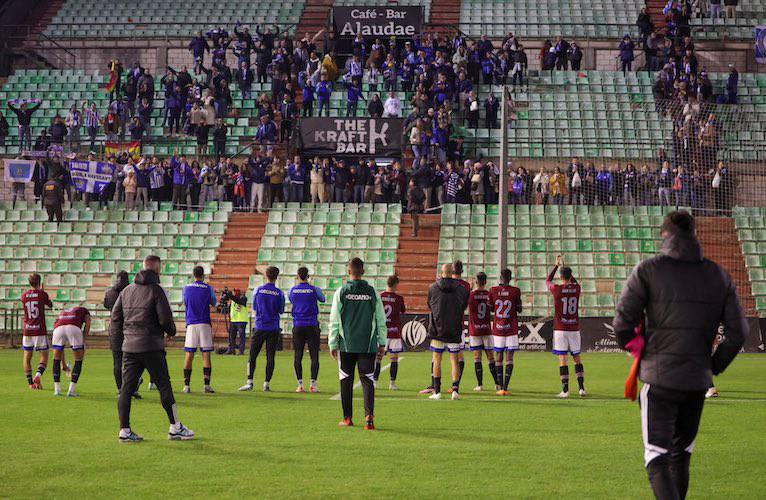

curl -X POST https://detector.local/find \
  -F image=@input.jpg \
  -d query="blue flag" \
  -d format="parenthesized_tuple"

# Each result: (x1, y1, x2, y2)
(757, 26, 766, 65)
(69, 161, 114, 194)
(3, 159, 36, 183)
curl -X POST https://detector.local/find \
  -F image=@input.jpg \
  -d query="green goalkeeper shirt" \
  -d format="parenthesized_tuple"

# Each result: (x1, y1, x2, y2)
(328, 279, 387, 354)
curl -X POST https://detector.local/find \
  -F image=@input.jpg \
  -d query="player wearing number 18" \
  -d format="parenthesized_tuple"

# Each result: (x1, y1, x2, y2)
(546, 255, 585, 398)
(488, 269, 522, 396)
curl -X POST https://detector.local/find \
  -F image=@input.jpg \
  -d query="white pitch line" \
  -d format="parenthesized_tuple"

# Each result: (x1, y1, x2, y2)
(330, 357, 402, 400)
(368, 395, 766, 404)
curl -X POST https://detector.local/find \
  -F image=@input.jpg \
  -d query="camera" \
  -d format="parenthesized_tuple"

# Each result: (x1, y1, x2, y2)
(217, 287, 233, 313)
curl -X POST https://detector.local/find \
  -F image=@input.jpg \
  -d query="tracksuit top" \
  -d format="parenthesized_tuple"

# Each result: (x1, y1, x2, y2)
(328, 280, 387, 354)
(254, 282, 285, 331)
(183, 281, 216, 326)
(289, 282, 326, 327)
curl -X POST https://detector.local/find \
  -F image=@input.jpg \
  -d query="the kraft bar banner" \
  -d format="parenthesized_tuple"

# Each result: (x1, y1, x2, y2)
(299, 117, 404, 156)
(399, 314, 764, 353)
(332, 6, 422, 38)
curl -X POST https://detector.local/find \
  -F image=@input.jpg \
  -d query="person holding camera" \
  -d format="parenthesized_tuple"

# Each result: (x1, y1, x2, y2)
(227, 288, 249, 355)
(182, 266, 217, 394)
(289, 267, 326, 393)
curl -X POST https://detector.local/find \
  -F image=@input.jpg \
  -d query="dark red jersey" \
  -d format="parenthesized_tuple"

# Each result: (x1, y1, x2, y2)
(380, 291, 406, 339)
(54, 306, 90, 330)
(547, 266, 581, 332)
(467, 289, 491, 336)
(21, 289, 52, 336)
(456, 278, 471, 295)
(488, 284, 522, 336)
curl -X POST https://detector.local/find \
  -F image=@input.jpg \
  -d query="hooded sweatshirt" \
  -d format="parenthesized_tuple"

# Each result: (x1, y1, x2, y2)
(427, 278, 469, 343)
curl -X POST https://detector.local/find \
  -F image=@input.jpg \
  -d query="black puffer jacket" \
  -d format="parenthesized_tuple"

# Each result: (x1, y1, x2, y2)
(427, 278, 469, 344)
(104, 272, 130, 351)
(613, 232, 747, 392)
(110, 270, 176, 353)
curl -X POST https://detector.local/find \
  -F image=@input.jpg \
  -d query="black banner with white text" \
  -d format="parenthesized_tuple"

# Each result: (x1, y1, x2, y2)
(299, 117, 404, 156)
(332, 6, 422, 39)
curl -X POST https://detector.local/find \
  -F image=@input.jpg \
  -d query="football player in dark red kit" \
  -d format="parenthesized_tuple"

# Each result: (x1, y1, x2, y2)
(546, 255, 586, 398)
(489, 268, 522, 396)
(378, 275, 406, 390)
(21, 273, 53, 389)
(51, 306, 91, 396)
(467, 272, 499, 391)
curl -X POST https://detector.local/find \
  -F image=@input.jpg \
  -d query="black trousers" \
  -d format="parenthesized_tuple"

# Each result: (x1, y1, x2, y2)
(293, 325, 321, 381)
(118, 350, 177, 429)
(248, 330, 280, 382)
(112, 350, 123, 390)
(639, 384, 705, 500)
(339, 352, 376, 420)
(46, 205, 63, 222)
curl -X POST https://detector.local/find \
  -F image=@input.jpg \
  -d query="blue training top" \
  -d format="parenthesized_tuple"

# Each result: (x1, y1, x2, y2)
(289, 282, 326, 328)
(183, 281, 216, 326)
(254, 282, 285, 331)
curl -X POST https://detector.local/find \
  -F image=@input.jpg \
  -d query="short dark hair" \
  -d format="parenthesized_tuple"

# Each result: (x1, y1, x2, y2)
(193, 266, 204, 280)
(144, 255, 161, 266)
(500, 268, 512, 283)
(561, 267, 573, 281)
(349, 257, 364, 276)
(297, 266, 309, 281)
(661, 210, 695, 236)
(29, 273, 41, 288)
(387, 275, 400, 288)
(265, 266, 280, 281)
(453, 260, 464, 276)
(476, 272, 487, 286)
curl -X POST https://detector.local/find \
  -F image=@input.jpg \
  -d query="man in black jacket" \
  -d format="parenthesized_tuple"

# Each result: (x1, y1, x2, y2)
(111, 256, 195, 443)
(104, 270, 135, 396)
(427, 263, 469, 400)
(613, 211, 746, 500)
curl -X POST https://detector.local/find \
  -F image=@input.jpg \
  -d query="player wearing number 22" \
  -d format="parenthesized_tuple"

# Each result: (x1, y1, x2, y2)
(488, 269, 522, 396)
(547, 255, 586, 398)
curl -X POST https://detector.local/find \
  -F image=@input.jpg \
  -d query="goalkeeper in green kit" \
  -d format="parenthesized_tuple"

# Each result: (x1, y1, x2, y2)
(329, 257, 388, 430)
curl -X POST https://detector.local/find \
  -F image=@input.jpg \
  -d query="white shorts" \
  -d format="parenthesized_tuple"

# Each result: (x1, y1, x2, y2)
(385, 338, 404, 354)
(52, 325, 85, 351)
(22, 335, 49, 351)
(553, 330, 581, 356)
(430, 339, 462, 353)
(469, 335, 494, 351)
(492, 335, 519, 352)
(184, 323, 214, 352)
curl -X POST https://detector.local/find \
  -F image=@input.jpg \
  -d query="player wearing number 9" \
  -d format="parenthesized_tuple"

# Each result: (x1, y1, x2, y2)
(546, 255, 586, 398)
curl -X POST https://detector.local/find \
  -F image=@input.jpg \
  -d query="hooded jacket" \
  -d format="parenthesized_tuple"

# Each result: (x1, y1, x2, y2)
(613, 232, 747, 392)
(427, 278, 469, 343)
(104, 273, 130, 351)
(110, 270, 176, 353)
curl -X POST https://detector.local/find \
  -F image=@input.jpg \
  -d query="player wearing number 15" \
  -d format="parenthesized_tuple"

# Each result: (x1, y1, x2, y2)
(546, 255, 586, 398)
(21, 273, 53, 390)
(488, 269, 522, 396)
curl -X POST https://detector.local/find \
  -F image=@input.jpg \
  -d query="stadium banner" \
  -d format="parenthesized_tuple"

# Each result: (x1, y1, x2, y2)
(3, 159, 36, 183)
(105, 140, 141, 160)
(22, 144, 64, 159)
(400, 315, 764, 353)
(332, 6, 422, 38)
(69, 161, 114, 194)
(299, 117, 404, 156)
(756, 26, 766, 64)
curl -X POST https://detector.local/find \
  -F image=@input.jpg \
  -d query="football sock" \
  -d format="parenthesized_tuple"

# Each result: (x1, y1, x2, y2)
(497, 364, 504, 388)
(390, 361, 398, 381)
(474, 361, 483, 386)
(433, 377, 441, 395)
(560, 365, 570, 393)
(427, 361, 434, 389)
(452, 381, 460, 393)
(488, 361, 498, 385)
(297, 378, 304, 386)
(26, 372, 33, 385)
(72, 360, 82, 384)
(373, 361, 381, 382)
(183, 369, 192, 387)
(458, 360, 465, 383)
(504, 363, 514, 391)
(203, 367, 211, 386)
(575, 363, 585, 390)
(53, 358, 62, 383)
(36, 363, 46, 378)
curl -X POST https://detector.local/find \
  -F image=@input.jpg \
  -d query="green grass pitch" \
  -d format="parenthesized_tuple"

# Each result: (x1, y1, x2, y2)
(0, 349, 763, 498)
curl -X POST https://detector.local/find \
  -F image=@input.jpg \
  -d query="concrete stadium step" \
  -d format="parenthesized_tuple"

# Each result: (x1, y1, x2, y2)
(208, 212, 268, 294)
(296, 0, 334, 44)
(696, 216, 756, 315)
(426, 0, 462, 33)
(395, 214, 440, 312)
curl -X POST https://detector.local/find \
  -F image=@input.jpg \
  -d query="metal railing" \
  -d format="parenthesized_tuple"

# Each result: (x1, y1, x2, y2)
(0, 25, 77, 72)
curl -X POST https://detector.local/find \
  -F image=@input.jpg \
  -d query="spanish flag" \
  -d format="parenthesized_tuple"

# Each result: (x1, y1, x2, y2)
(105, 141, 141, 160)
(103, 60, 119, 94)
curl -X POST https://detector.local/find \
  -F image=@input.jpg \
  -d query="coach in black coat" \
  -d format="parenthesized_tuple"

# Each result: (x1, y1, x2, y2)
(613, 210, 746, 500)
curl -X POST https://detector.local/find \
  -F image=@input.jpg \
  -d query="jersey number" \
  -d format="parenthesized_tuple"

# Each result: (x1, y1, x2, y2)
(384, 304, 393, 320)
(476, 302, 487, 320)
(560, 297, 578, 315)
(25, 301, 39, 320)
(494, 299, 513, 319)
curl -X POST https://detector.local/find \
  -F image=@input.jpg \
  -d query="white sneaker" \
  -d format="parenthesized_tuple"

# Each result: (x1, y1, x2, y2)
(204, 386, 215, 394)
(557, 391, 570, 398)
(53, 390, 62, 396)
(119, 430, 143, 443)
(428, 392, 442, 400)
(579, 389, 587, 397)
(389, 381, 398, 391)
(168, 422, 195, 441)
(262, 382, 271, 392)
(451, 391, 460, 400)
(473, 385, 483, 392)
(238, 383, 253, 391)
(67, 391, 79, 398)
(182, 385, 191, 394)
(705, 387, 719, 399)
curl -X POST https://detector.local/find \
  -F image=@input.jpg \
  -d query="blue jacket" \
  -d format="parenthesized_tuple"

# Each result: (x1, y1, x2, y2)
(316, 81, 332, 101)
(302, 85, 314, 103)
(254, 282, 285, 331)
(289, 283, 326, 327)
(171, 156, 189, 185)
(183, 281, 216, 326)
(346, 83, 362, 103)
(249, 157, 268, 184)
(288, 162, 306, 185)
(596, 171, 613, 192)
(135, 167, 150, 188)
